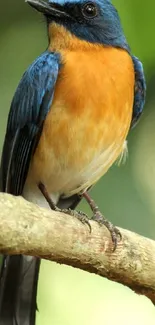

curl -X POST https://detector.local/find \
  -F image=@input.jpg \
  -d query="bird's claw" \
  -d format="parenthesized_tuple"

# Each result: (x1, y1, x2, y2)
(91, 211, 122, 251)
(57, 208, 91, 232)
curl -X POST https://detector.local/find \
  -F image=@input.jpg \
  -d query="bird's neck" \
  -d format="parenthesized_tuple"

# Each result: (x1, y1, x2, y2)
(48, 23, 129, 53)
(48, 23, 104, 52)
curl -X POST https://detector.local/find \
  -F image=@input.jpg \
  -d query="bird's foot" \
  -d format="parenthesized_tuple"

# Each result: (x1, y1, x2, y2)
(91, 210, 121, 251)
(82, 192, 122, 251)
(38, 182, 91, 231)
(56, 207, 91, 232)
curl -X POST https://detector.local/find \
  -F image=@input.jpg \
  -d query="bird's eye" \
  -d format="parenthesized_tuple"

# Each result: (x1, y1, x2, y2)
(82, 2, 98, 19)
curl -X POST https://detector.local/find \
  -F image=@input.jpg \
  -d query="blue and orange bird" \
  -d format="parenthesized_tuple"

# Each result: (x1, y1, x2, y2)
(0, 0, 146, 324)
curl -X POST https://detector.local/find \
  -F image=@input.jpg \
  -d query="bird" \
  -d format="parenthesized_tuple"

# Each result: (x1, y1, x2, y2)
(0, 0, 146, 324)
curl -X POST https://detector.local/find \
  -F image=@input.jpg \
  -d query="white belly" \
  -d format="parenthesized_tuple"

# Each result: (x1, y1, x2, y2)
(23, 140, 127, 208)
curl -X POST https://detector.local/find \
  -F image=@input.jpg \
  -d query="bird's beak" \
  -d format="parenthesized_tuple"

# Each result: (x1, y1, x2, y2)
(26, 0, 70, 19)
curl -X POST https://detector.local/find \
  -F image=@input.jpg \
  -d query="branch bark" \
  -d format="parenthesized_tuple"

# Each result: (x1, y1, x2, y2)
(0, 193, 155, 304)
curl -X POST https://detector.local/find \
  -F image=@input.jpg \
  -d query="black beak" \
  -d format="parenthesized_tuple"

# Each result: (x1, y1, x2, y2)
(26, 0, 70, 19)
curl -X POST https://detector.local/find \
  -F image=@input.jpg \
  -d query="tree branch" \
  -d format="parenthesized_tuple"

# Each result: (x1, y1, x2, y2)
(0, 193, 155, 304)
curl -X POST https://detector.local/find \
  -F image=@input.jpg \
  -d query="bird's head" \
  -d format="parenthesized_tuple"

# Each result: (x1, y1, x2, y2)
(26, 0, 129, 50)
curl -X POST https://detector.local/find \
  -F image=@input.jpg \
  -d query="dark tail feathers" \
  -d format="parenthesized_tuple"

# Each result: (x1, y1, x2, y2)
(0, 255, 40, 325)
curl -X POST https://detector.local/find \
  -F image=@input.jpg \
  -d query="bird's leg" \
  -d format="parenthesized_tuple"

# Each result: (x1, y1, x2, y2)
(38, 182, 91, 231)
(82, 191, 122, 251)
(38, 182, 57, 210)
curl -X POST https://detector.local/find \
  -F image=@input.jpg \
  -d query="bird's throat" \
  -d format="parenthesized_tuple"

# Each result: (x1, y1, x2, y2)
(48, 22, 102, 52)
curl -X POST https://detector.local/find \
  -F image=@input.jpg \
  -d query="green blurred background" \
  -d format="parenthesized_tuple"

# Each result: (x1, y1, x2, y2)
(0, 1, 155, 324)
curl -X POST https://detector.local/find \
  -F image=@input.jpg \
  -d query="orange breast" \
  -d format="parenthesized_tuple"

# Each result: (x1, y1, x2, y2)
(28, 46, 134, 196)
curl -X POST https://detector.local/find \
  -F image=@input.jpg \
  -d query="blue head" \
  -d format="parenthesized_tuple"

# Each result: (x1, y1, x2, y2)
(27, 0, 129, 50)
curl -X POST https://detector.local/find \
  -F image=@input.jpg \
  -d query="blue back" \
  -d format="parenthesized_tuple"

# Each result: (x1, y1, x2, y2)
(0, 51, 60, 194)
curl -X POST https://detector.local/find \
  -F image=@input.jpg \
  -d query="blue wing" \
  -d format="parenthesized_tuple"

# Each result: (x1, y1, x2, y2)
(0, 51, 60, 194)
(130, 55, 146, 129)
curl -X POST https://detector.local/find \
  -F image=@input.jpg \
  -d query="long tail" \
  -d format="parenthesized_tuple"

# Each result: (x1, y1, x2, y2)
(0, 255, 40, 325)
